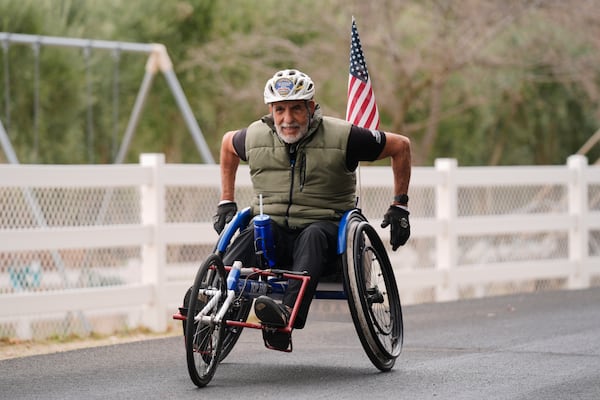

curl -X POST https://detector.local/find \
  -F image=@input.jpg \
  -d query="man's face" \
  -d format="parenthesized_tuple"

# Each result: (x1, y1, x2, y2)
(269, 100, 315, 144)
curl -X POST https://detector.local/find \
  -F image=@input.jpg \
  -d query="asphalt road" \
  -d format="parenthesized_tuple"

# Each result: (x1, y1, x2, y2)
(2, 288, 599, 400)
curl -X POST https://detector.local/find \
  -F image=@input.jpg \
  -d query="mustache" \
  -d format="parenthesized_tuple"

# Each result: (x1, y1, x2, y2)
(278, 123, 301, 129)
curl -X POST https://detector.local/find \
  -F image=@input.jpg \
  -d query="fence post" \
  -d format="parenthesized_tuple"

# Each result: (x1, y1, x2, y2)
(567, 155, 590, 289)
(140, 153, 167, 332)
(435, 158, 458, 301)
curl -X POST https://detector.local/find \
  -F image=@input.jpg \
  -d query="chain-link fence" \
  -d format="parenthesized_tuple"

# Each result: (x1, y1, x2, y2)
(1, 155, 599, 341)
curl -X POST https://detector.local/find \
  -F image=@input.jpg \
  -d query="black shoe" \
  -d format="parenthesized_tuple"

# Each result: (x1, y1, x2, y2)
(262, 328, 292, 351)
(254, 296, 290, 327)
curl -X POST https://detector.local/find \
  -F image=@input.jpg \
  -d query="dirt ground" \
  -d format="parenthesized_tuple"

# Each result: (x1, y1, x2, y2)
(0, 331, 179, 361)
(1, 313, 260, 361)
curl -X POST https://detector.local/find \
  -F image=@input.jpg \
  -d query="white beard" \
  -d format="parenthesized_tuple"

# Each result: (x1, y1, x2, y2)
(274, 121, 309, 144)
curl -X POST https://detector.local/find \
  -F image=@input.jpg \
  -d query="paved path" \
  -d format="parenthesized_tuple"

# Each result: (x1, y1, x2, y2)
(1, 288, 599, 399)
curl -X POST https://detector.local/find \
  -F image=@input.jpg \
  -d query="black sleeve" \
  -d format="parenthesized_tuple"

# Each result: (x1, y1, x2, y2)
(232, 128, 247, 161)
(346, 125, 387, 171)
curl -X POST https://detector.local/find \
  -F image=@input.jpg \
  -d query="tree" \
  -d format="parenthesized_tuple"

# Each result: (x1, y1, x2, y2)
(1, 0, 216, 164)
(2, 0, 600, 165)
(348, 0, 600, 165)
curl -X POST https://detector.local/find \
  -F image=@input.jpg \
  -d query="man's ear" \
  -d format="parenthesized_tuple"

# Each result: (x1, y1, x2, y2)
(308, 100, 316, 114)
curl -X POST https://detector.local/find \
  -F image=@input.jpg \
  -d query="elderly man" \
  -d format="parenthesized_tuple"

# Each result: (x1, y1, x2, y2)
(213, 69, 411, 349)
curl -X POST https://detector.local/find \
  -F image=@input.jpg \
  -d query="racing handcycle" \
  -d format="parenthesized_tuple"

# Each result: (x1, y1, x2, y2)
(173, 207, 403, 387)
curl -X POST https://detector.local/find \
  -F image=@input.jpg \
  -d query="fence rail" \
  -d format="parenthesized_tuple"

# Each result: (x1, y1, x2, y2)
(1, 154, 599, 340)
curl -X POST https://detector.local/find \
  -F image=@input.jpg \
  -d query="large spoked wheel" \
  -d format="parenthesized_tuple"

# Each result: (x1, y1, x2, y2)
(185, 254, 227, 387)
(343, 217, 404, 371)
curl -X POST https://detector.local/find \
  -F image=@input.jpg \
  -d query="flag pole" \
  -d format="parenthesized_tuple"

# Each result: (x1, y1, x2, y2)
(346, 16, 381, 208)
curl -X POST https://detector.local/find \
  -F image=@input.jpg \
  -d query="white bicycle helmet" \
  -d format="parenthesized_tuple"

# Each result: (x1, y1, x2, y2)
(263, 69, 315, 104)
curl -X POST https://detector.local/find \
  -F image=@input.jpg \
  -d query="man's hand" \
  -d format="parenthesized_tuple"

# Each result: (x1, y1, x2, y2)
(213, 201, 237, 234)
(381, 206, 410, 251)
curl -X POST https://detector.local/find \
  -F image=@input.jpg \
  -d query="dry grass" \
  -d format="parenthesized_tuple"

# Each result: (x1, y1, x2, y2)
(0, 328, 179, 361)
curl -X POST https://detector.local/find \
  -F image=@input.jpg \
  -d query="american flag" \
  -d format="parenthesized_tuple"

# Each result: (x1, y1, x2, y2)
(346, 17, 380, 130)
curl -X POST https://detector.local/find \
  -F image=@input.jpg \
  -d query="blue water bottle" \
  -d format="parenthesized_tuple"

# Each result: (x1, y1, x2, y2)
(254, 195, 276, 268)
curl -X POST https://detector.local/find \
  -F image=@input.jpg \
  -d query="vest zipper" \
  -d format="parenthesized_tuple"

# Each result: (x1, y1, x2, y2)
(285, 145, 297, 228)
(299, 152, 306, 192)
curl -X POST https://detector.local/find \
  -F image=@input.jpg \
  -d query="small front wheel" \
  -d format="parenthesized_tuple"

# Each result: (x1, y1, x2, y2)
(185, 254, 227, 387)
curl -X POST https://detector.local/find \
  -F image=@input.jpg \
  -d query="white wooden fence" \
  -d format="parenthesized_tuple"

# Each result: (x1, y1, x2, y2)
(1, 154, 599, 339)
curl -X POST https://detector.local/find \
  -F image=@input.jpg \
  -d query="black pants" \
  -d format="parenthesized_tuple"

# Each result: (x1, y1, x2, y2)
(223, 220, 339, 329)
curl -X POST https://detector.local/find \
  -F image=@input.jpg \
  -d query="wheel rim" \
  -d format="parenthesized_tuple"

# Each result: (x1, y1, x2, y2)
(343, 216, 403, 370)
(185, 255, 226, 387)
(190, 289, 221, 369)
(356, 233, 402, 357)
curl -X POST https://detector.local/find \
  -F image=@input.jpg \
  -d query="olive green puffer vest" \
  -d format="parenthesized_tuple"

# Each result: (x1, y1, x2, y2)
(246, 111, 356, 229)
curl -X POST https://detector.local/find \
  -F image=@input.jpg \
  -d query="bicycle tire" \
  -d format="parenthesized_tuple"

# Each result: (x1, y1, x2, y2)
(343, 219, 403, 371)
(185, 254, 227, 387)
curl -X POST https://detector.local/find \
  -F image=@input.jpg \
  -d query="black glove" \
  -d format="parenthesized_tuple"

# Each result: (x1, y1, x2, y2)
(212, 201, 237, 234)
(381, 206, 410, 251)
